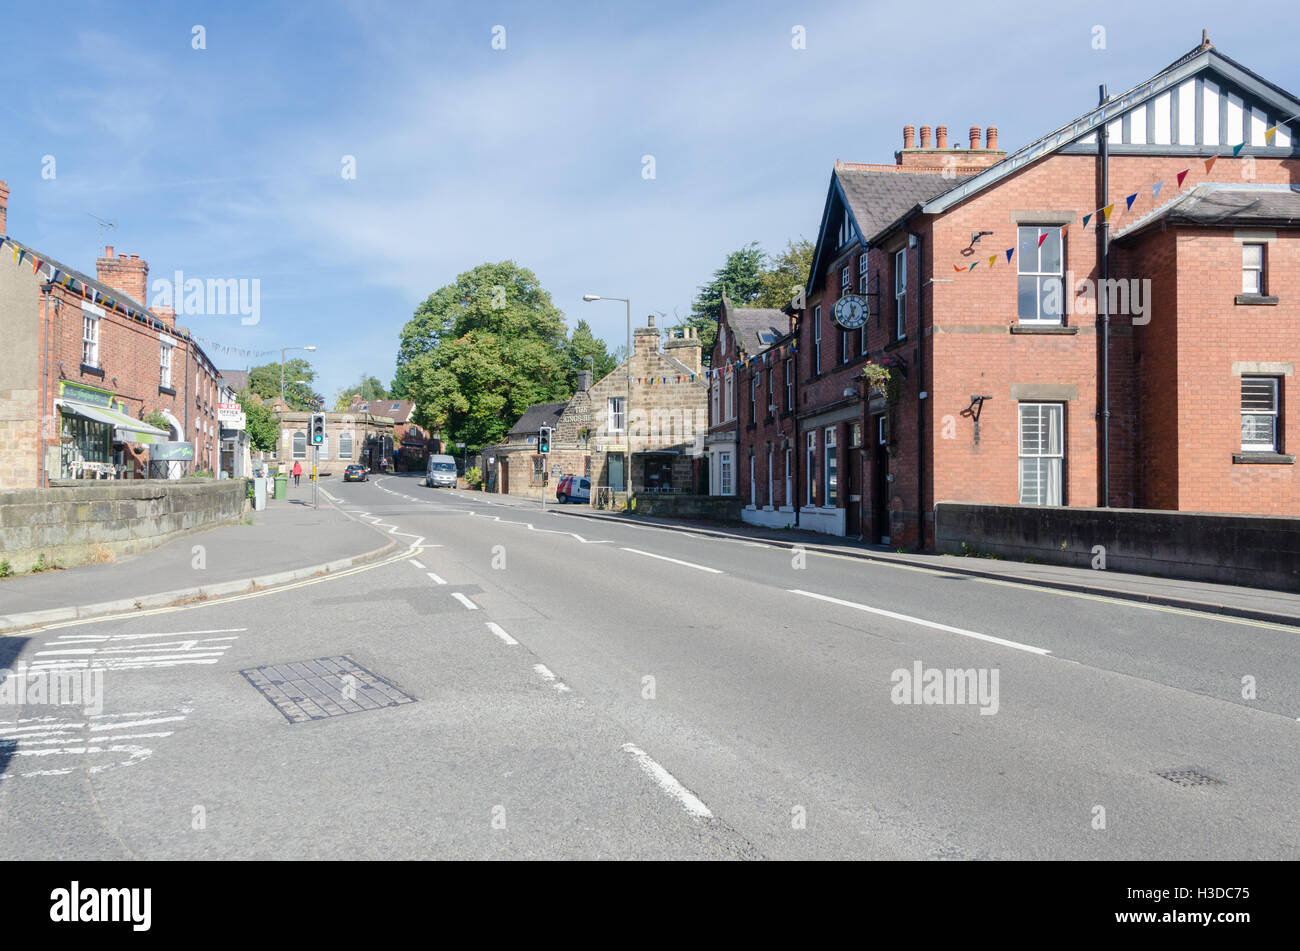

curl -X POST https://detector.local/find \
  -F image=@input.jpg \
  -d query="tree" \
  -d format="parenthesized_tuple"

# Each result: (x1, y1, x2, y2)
(564, 319, 617, 388)
(389, 363, 415, 400)
(398, 261, 572, 447)
(333, 374, 388, 411)
(248, 359, 317, 410)
(239, 391, 280, 453)
(754, 238, 814, 310)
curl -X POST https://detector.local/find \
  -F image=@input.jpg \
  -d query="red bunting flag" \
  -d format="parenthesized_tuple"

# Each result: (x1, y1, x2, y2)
(1176, 168, 1189, 187)
(1037, 232, 1048, 248)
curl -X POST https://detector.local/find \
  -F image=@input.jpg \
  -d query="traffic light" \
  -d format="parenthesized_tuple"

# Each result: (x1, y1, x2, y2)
(310, 413, 326, 446)
(538, 425, 551, 454)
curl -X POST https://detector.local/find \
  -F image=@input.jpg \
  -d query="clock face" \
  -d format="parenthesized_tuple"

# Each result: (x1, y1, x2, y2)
(834, 294, 867, 329)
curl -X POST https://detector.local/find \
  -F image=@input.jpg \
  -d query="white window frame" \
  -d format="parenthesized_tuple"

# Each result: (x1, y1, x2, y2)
(750, 372, 758, 422)
(1018, 403, 1064, 505)
(608, 396, 626, 433)
(1017, 225, 1065, 324)
(784, 448, 792, 507)
(292, 431, 307, 460)
(784, 358, 793, 411)
(824, 426, 837, 508)
(1242, 243, 1265, 295)
(894, 249, 907, 340)
(841, 265, 850, 291)
(82, 314, 100, 368)
(749, 455, 756, 506)
(1241, 376, 1280, 452)
(159, 341, 174, 388)
(813, 305, 822, 374)
(339, 431, 354, 460)
(719, 451, 734, 496)
(767, 446, 774, 507)
(724, 370, 734, 421)
(711, 377, 720, 425)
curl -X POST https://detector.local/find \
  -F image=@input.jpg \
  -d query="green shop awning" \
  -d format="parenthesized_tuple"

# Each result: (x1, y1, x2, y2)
(56, 399, 170, 445)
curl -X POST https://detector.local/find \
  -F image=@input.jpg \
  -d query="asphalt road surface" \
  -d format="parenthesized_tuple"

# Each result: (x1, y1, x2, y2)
(2, 472, 1296, 859)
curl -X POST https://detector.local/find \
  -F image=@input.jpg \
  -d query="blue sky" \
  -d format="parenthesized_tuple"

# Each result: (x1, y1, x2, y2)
(1, 0, 1293, 400)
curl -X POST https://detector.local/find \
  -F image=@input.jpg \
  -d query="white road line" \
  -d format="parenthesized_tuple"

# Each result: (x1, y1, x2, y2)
(54, 628, 245, 643)
(620, 547, 723, 574)
(451, 592, 478, 610)
(485, 622, 518, 646)
(620, 743, 713, 819)
(408, 559, 426, 570)
(788, 589, 1052, 656)
(88, 717, 185, 732)
(533, 664, 556, 682)
(426, 571, 447, 585)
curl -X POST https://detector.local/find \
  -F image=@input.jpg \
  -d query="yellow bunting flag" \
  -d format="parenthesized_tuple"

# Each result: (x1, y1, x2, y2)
(1102, 204, 1115, 221)
(988, 254, 996, 269)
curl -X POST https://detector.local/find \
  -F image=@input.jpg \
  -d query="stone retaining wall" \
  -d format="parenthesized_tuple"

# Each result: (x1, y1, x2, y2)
(0, 479, 247, 573)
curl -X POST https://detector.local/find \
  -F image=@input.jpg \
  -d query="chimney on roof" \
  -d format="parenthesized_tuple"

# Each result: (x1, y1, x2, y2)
(576, 370, 592, 392)
(919, 125, 932, 149)
(897, 122, 1005, 169)
(986, 126, 998, 150)
(1200, 28, 1212, 49)
(663, 324, 703, 376)
(936, 126, 948, 149)
(150, 305, 176, 327)
(633, 315, 661, 357)
(96, 246, 149, 306)
(903, 125, 915, 150)
(969, 126, 981, 150)
(0, 179, 8, 237)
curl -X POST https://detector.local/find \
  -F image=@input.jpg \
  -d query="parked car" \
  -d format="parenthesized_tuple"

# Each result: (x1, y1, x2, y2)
(555, 475, 591, 503)
(425, 454, 458, 488)
(343, 463, 368, 482)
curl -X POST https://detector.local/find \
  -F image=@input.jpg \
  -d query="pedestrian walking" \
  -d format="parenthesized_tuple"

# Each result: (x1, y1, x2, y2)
(292, 460, 303, 487)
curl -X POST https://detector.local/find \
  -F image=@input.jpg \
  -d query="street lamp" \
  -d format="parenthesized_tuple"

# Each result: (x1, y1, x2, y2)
(582, 294, 631, 496)
(280, 345, 317, 406)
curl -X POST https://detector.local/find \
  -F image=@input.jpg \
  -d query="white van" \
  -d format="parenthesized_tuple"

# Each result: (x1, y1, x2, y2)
(425, 454, 458, 488)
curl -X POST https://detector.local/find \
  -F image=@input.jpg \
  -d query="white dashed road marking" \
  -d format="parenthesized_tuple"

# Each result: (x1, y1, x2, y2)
(485, 622, 518, 646)
(426, 572, 447, 585)
(788, 589, 1051, 656)
(451, 592, 478, 611)
(620, 548, 723, 574)
(620, 743, 713, 819)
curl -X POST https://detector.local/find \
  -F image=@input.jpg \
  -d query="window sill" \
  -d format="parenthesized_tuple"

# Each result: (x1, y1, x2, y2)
(883, 338, 909, 352)
(1010, 324, 1077, 334)
(80, 363, 104, 378)
(158, 386, 176, 396)
(1235, 294, 1279, 306)
(1232, 452, 1294, 465)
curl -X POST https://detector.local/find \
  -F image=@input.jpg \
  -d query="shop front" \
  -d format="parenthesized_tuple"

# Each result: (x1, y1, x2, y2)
(54, 381, 169, 480)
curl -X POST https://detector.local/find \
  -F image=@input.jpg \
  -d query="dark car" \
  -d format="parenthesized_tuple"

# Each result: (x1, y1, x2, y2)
(343, 463, 368, 482)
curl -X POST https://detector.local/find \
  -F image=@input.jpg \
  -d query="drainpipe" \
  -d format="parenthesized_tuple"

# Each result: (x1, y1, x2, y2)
(38, 284, 53, 487)
(1099, 83, 1112, 507)
(907, 230, 925, 550)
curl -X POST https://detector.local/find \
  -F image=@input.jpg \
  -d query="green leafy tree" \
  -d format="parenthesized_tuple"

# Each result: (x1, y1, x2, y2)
(333, 374, 388, 410)
(565, 319, 617, 388)
(754, 238, 814, 310)
(389, 362, 415, 400)
(248, 359, 317, 410)
(239, 391, 281, 453)
(399, 262, 571, 447)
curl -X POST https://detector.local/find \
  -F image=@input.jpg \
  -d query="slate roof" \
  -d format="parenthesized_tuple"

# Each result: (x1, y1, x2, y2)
(836, 168, 973, 240)
(1114, 184, 1300, 240)
(507, 401, 567, 436)
(220, 370, 249, 392)
(726, 306, 790, 356)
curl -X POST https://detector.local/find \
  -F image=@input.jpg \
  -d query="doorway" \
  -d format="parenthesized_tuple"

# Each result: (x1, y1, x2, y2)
(872, 414, 890, 544)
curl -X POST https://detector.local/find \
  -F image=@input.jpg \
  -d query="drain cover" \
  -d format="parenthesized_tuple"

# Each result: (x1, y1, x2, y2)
(1155, 766, 1224, 787)
(241, 656, 416, 724)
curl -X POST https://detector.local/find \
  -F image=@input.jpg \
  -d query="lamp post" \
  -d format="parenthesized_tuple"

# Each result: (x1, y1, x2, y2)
(582, 294, 631, 499)
(280, 345, 317, 407)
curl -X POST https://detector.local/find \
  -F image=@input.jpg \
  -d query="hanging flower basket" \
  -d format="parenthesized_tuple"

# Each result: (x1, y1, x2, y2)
(861, 356, 904, 404)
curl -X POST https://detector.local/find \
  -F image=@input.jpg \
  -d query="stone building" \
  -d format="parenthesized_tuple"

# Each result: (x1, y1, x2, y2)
(273, 410, 395, 474)
(492, 316, 707, 505)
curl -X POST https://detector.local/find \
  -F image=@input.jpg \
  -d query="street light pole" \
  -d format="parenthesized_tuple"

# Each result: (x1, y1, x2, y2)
(582, 295, 632, 503)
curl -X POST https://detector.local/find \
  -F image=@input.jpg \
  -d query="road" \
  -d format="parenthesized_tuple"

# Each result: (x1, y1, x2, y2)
(2, 471, 1297, 859)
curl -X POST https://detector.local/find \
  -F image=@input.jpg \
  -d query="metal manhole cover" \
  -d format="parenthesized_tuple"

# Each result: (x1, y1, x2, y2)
(240, 656, 417, 724)
(1155, 766, 1224, 788)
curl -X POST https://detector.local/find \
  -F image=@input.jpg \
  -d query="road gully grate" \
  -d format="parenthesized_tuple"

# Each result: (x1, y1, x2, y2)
(1155, 766, 1225, 788)
(240, 656, 417, 724)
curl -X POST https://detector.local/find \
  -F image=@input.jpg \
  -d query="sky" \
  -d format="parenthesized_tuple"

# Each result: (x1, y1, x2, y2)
(1, 0, 1294, 401)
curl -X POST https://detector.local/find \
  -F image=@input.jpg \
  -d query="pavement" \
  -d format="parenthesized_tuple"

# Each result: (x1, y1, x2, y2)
(535, 501, 1300, 627)
(0, 477, 395, 632)
(2, 470, 1295, 860)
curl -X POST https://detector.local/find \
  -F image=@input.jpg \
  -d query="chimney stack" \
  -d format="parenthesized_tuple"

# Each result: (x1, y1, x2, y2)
(633, 315, 661, 357)
(575, 370, 592, 392)
(0, 179, 8, 237)
(986, 126, 998, 150)
(663, 325, 703, 376)
(936, 125, 948, 148)
(903, 125, 916, 150)
(150, 305, 176, 327)
(96, 247, 149, 306)
(919, 125, 932, 148)
(969, 126, 981, 150)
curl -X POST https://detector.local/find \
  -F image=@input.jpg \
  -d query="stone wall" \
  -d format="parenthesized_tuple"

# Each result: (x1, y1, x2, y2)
(631, 494, 743, 520)
(0, 479, 247, 573)
(934, 502, 1300, 592)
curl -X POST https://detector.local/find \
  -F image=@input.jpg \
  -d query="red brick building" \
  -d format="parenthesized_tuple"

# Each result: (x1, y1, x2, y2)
(0, 180, 224, 487)
(758, 37, 1300, 547)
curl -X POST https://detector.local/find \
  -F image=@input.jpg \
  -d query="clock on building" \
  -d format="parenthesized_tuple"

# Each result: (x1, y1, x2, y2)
(833, 294, 868, 329)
